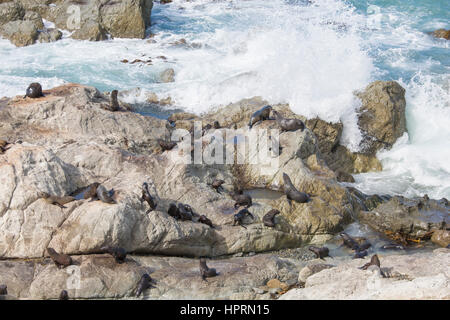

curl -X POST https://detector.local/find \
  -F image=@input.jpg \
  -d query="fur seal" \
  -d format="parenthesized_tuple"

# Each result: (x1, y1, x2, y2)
(353, 250, 368, 259)
(0, 140, 11, 154)
(59, 290, 69, 300)
(136, 273, 153, 297)
(339, 233, 360, 251)
(309, 246, 332, 260)
(83, 182, 101, 200)
(213, 121, 221, 129)
(47, 248, 72, 268)
(198, 215, 214, 228)
(159, 139, 177, 151)
(380, 243, 405, 251)
(141, 182, 157, 212)
(168, 203, 181, 220)
(209, 179, 225, 193)
(262, 209, 280, 228)
(40, 192, 75, 209)
(357, 240, 372, 251)
(101, 246, 127, 263)
(282, 173, 309, 204)
(0, 285, 6, 295)
(248, 105, 272, 129)
(359, 254, 386, 277)
(96, 185, 116, 204)
(109, 90, 120, 112)
(199, 258, 219, 281)
(233, 208, 254, 229)
(272, 110, 305, 132)
(178, 203, 193, 221)
(230, 188, 252, 208)
(24, 83, 44, 99)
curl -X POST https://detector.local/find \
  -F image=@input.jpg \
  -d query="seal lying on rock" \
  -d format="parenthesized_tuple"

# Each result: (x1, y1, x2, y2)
(141, 182, 157, 212)
(209, 179, 225, 193)
(262, 209, 280, 228)
(0, 285, 7, 295)
(199, 258, 219, 281)
(39, 192, 75, 209)
(233, 208, 254, 229)
(101, 246, 127, 264)
(272, 110, 305, 132)
(339, 232, 360, 251)
(159, 139, 177, 151)
(59, 290, 69, 300)
(282, 173, 309, 204)
(96, 185, 116, 204)
(83, 182, 101, 200)
(230, 188, 252, 208)
(309, 246, 332, 260)
(178, 203, 193, 221)
(0, 140, 11, 154)
(199, 215, 214, 228)
(168, 203, 181, 220)
(24, 83, 44, 99)
(135, 273, 154, 297)
(248, 105, 272, 129)
(380, 243, 405, 251)
(47, 248, 72, 269)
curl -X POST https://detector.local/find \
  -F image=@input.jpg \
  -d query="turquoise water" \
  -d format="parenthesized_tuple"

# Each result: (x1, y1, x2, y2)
(0, 0, 449, 198)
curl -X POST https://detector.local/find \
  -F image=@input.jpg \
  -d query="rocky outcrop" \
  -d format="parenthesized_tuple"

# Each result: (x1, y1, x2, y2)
(355, 81, 407, 154)
(431, 29, 450, 40)
(0, 253, 302, 299)
(281, 249, 450, 300)
(0, 20, 38, 47)
(431, 230, 450, 248)
(358, 195, 449, 240)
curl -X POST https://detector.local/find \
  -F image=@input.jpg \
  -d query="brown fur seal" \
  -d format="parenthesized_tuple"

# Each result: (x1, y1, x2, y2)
(141, 182, 157, 212)
(96, 185, 116, 204)
(177, 203, 193, 221)
(248, 105, 272, 129)
(353, 250, 368, 259)
(360, 254, 386, 277)
(110, 90, 120, 112)
(380, 243, 405, 250)
(198, 215, 214, 228)
(59, 290, 69, 300)
(159, 139, 177, 151)
(209, 179, 225, 193)
(0, 285, 7, 295)
(39, 192, 75, 209)
(0, 140, 11, 154)
(47, 248, 72, 268)
(309, 246, 332, 260)
(83, 182, 101, 200)
(135, 273, 154, 297)
(230, 188, 252, 208)
(101, 246, 127, 263)
(168, 203, 181, 220)
(272, 110, 305, 132)
(339, 232, 360, 251)
(24, 83, 44, 99)
(233, 208, 254, 229)
(282, 173, 309, 204)
(262, 209, 280, 228)
(199, 258, 219, 281)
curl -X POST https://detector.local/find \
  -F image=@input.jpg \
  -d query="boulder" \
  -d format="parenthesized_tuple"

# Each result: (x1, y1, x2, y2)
(71, 20, 107, 41)
(0, 2, 25, 26)
(37, 28, 62, 43)
(432, 29, 450, 40)
(355, 81, 407, 154)
(0, 20, 38, 47)
(431, 230, 450, 248)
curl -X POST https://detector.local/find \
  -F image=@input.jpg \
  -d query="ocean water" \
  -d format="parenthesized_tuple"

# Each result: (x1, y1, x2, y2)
(0, 0, 449, 199)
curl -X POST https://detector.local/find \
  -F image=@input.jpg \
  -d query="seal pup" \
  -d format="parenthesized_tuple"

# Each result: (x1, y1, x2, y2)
(59, 290, 69, 300)
(199, 258, 219, 281)
(96, 184, 116, 204)
(230, 188, 252, 209)
(109, 90, 120, 112)
(39, 192, 75, 209)
(262, 209, 280, 228)
(101, 246, 127, 264)
(159, 139, 177, 151)
(233, 208, 254, 229)
(309, 246, 332, 260)
(198, 215, 214, 228)
(339, 233, 360, 251)
(282, 173, 309, 204)
(141, 182, 157, 212)
(135, 273, 154, 297)
(24, 82, 44, 99)
(168, 203, 181, 220)
(83, 182, 101, 200)
(0, 285, 7, 295)
(47, 248, 72, 269)
(177, 203, 193, 221)
(248, 105, 272, 129)
(209, 179, 225, 193)
(360, 254, 386, 277)
(272, 110, 305, 132)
